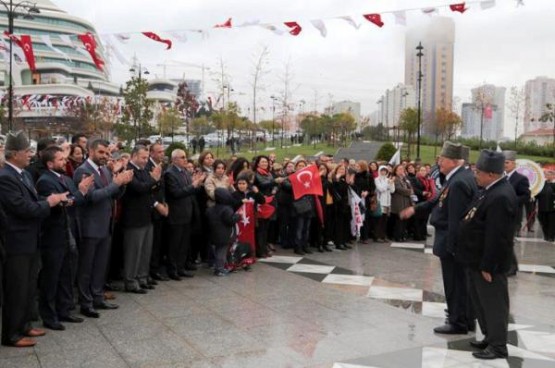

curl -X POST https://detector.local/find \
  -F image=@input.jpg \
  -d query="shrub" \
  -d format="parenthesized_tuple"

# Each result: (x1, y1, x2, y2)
(375, 142, 397, 161)
(165, 142, 188, 158)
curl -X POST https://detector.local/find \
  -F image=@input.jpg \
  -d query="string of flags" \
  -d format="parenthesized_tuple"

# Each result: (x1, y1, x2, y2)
(0, 0, 523, 73)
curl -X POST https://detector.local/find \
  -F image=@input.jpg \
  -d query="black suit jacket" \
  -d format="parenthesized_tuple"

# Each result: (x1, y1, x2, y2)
(458, 179, 518, 273)
(36, 170, 86, 250)
(508, 171, 531, 205)
(0, 165, 50, 255)
(146, 159, 166, 221)
(164, 165, 201, 225)
(120, 162, 159, 228)
(418, 167, 478, 258)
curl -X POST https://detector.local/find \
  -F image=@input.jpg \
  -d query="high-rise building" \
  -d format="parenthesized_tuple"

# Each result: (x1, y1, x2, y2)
(324, 100, 362, 129)
(405, 17, 455, 135)
(460, 84, 506, 141)
(524, 76, 555, 133)
(376, 84, 416, 128)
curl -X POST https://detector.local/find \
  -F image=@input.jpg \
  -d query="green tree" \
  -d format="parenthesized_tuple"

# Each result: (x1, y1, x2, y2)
(158, 108, 183, 137)
(299, 114, 323, 147)
(120, 75, 154, 142)
(539, 103, 555, 158)
(399, 108, 419, 158)
(189, 116, 213, 137)
(375, 142, 397, 161)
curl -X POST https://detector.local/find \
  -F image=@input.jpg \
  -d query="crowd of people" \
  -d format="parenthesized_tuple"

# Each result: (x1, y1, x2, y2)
(0, 131, 553, 360)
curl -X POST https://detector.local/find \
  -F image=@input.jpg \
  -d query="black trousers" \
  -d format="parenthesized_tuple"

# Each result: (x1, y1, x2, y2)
(538, 211, 555, 241)
(39, 246, 76, 324)
(2, 252, 39, 345)
(440, 254, 473, 329)
(333, 210, 351, 246)
(167, 224, 191, 274)
(255, 219, 270, 257)
(467, 269, 509, 355)
(78, 236, 111, 309)
(149, 218, 166, 274)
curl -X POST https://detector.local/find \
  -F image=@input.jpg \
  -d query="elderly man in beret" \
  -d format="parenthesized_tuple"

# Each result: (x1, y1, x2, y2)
(401, 141, 478, 335)
(0, 131, 69, 348)
(458, 150, 518, 360)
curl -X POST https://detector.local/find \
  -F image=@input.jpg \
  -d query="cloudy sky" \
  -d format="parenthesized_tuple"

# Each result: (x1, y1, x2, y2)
(51, 0, 554, 136)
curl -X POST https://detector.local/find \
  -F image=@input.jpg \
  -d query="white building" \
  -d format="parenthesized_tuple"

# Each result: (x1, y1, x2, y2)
(377, 84, 416, 128)
(0, 0, 120, 135)
(325, 100, 362, 128)
(520, 128, 555, 146)
(461, 85, 506, 141)
(524, 76, 555, 133)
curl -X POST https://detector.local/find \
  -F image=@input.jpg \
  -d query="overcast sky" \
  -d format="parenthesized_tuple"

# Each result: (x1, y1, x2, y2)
(52, 0, 554, 136)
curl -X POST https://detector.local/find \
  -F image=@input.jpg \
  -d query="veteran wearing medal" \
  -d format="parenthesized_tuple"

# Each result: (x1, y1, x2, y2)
(401, 141, 477, 335)
(458, 150, 517, 360)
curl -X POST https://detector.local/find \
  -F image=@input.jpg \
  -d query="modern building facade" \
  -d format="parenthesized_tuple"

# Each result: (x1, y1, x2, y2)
(460, 84, 506, 141)
(324, 100, 362, 129)
(405, 17, 455, 135)
(376, 83, 416, 129)
(524, 76, 555, 133)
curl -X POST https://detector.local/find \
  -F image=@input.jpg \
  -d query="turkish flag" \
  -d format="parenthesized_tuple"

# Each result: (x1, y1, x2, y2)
(4, 32, 36, 71)
(142, 32, 172, 50)
(78, 33, 105, 70)
(363, 14, 384, 28)
(237, 201, 256, 255)
(284, 21, 302, 36)
(289, 165, 323, 200)
(484, 104, 493, 119)
(450, 3, 468, 13)
(214, 17, 232, 28)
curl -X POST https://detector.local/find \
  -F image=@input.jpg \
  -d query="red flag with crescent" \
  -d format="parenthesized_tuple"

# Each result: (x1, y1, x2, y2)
(77, 33, 105, 70)
(214, 18, 232, 28)
(236, 201, 256, 254)
(142, 32, 172, 50)
(4, 32, 36, 71)
(284, 22, 302, 36)
(363, 14, 384, 28)
(450, 3, 468, 13)
(289, 165, 323, 200)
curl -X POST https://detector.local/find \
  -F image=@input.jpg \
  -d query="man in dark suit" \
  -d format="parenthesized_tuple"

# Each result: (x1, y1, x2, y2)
(164, 149, 205, 280)
(503, 150, 530, 275)
(36, 146, 95, 330)
(537, 170, 555, 241)
(402, 142, 478, 335)
(73, 139, 133, 318)
(0, 131, 68, 348)
(121, 145, 164, 293)
(458, 150, 517, 360)
(147, 143, 170, 281)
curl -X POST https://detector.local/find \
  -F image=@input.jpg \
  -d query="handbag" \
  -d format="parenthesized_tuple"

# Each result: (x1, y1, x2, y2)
(257, 196, 276, 219)
(369, 196, 382, 217)
(292, 196, 312, 215)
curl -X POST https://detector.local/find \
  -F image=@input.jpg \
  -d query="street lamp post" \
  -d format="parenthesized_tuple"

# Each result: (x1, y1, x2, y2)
(416, 42, 424, 159)
(1, 1, 40, 132)
(270, 95, 276, 146)
(129, 63, 149, 142)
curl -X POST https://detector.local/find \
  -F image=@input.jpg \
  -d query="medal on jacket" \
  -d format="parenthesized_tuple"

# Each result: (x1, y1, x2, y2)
(438, 188, 449, 208)
(464, 207, 477, 221)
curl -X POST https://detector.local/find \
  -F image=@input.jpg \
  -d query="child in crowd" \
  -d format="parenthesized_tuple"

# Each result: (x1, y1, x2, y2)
(206, 188, 240, 276)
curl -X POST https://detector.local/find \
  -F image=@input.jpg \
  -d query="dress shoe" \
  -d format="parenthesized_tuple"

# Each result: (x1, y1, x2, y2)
(344, 244, 353, 249)
(359, 240, 369, 244)
(94, 302, 119, 310)
(59, 315, 84, 323)
(43, 321, 65, 331)
(184, 264, 198, 271)
(177, 271, 194, 278)
(469, 340, 489, 350)
(12, 337, 36, 348)
(303, 247, 313, 254)
(433, 324, 468, 335)
(140, 283, 155, 290)
(335, 245, 346, 250)
(472, 348, 507, 360)
(323, 245, 333, 252)
(294, 248, 305, 256)
(168, 273, 182, 281)
(26, 328, 46, 337)
(148, 278, 158, 286)
(80, 308, 100, 318)
(104, 283, 122, 292)
(151, 272, 170, 281)
(104, 291, 116, 300)
(126, 288, 148, 294)
(267, 243, 276, 252)
(317, 246, 324, 253)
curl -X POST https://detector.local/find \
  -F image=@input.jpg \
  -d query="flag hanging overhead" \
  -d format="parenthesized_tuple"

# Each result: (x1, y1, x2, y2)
(450, 3, 468, 13)
(310, 19, 327, 37)
(284, 21, 302, 36)
(214, 17, 232, 28)
(78, 33, 105, 70)
(4, 32, 37, 71)
(363, 14, 385, 28)
(142, 32, 172, 49)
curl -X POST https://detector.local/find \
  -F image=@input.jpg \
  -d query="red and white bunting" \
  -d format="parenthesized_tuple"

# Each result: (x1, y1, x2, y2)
(284, 21, 302, 36)
(214, 17, 232, 28)
(310, 19, 327, 37)
(393, 10, 407, 26)
(363, 13, 384, 28)
(450, 3, 468, 13)
(339, 16, 361, 30)
(481, 0, 496, 9)
(142, 32, 172, 50)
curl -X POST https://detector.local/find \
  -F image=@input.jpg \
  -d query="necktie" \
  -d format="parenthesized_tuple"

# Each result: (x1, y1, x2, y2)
(98, 168, 109, 186)
(21, 172, 33, 189)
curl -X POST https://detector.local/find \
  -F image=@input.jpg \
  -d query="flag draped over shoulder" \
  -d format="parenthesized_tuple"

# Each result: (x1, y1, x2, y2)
(236, 201, 256, 254)
(348, 187, 365, 238)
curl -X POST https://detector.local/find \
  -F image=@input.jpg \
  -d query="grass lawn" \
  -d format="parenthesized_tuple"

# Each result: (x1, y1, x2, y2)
(230, 141, 554, 165)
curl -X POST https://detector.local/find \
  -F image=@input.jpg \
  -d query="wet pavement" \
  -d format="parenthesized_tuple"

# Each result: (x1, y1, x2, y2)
(0, 229, 554, 367)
